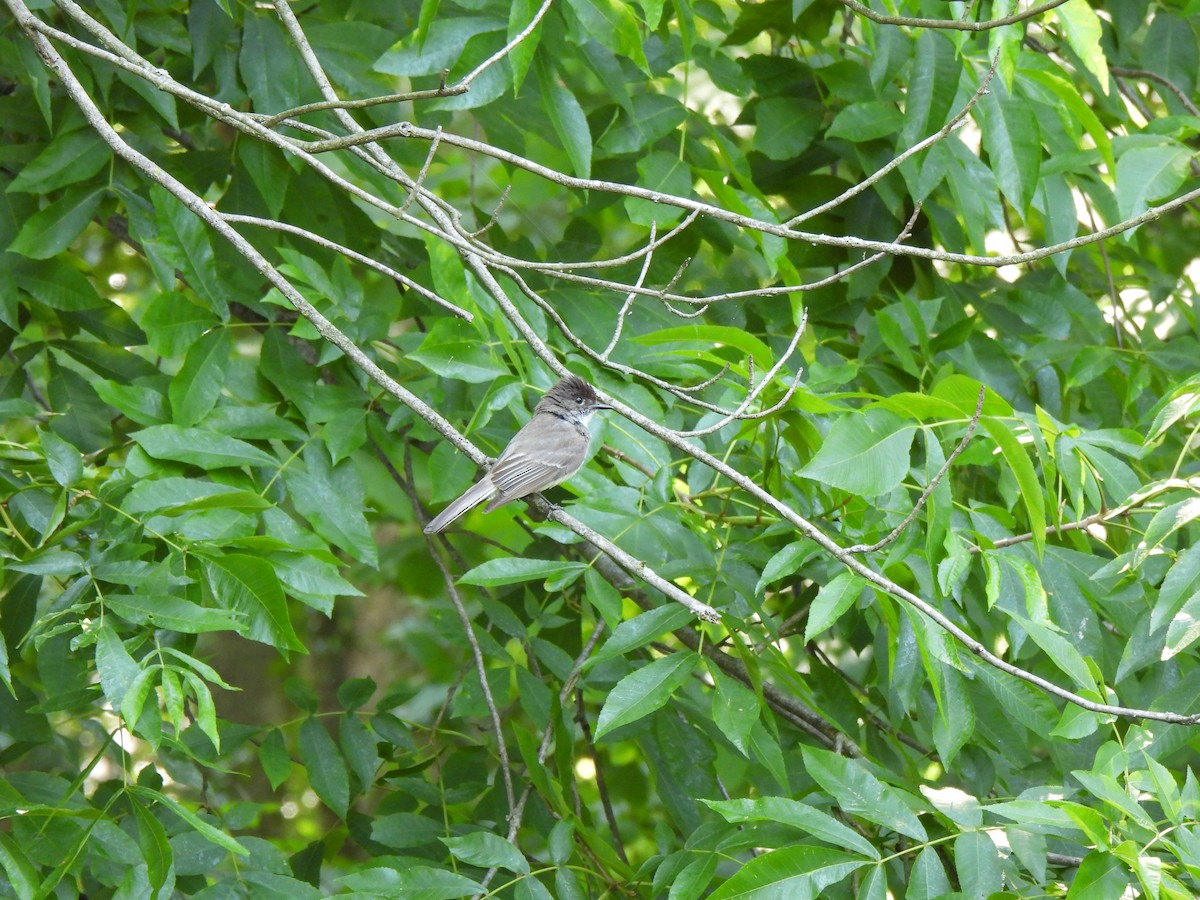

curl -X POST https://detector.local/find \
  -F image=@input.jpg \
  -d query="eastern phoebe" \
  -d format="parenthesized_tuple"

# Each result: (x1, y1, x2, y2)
(423, 375, 611, 534)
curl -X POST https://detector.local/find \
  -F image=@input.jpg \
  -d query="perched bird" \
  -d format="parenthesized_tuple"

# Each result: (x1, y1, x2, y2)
(423, 375, 611, 534)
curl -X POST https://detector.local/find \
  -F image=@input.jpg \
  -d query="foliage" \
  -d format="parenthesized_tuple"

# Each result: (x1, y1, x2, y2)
(1, 0, 1200, 897)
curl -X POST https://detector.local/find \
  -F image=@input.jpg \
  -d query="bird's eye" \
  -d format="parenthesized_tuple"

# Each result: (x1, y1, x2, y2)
(576, 396, 584, 404)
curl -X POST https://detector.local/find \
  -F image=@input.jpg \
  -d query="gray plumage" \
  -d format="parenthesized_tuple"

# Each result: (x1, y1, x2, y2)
(423, 375, 610, 534)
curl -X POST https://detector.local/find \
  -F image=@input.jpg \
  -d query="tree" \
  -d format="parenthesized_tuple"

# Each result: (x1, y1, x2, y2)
(2, 0, 1199, 895)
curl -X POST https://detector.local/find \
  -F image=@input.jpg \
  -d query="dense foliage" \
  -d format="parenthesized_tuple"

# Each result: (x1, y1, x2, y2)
(2, 0, 1200, 896)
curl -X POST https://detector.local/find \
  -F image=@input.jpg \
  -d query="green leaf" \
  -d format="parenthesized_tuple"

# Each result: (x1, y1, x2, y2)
(259, 728, 293, 790)
(460, 557, 586, 587)
(1163, 591, 1200, 660)
(562, 0, 648, 73)
(589, 604, 695, 665)
(39, 427, 83, 487)
(899, 30, 960, 151)
(755, 541, 817, 597)
(1066, 851, 1132, 898)
(977, 90, 1041, 216)
(8, 128, 111, 193)
(169, 327, 230, 428)
(12, 256, 106, 310)
(1007, 611, 1095, 691)
(107, 593, 244, 634)
(634, 324, 773, 371)
(416, 0, 440, 47)
(140, 291, 220, 358)
(706, 846, 868, 900)
(1152, 544, 1200, 634)
(827, 101, 904, 142)
(129, 785, 249, 857)
(338, 865, 484, 895)
(1143, 12, 1198, 99)
(284, 446, 377, 567)
(239, 14, 308, 115)
(800, 409, 915, 496)
(982, 417, 1046, 558)
(337, 677, 377, 711)
(442, 832, 530, 875)
(370, 812, 445, 849)
(1136, 497, 1200, 568)
(299, 716, 350, 818)
(954, 830, 1002, 897)
(710, 667, 759, 755)
(130, 794, 174, 895)
(0, 633, 9, 696)
(9, 550, 84, 577)
(150, 185, 228, 317)
(703, 797, 879, 859)
(0, 832, 38, 899)
(94, 624, 142, 713)
(804, 573, 866, 642)
(507, 0, 542, 91)
(131, 425, 279, 469)
(339, 713, 379, 791)
(1116, 145, 1191, 222)
(599, 92, 686, 154)
(409, 320, 508, 384)
(1022, 68, 1114, 173)
(237, 133, 290, 219)
(753, 97, 822, 160)
(594, 652, 698, 739)
(907, 846, 951, 899)
(1055, 0, 1109, 91)
(8, 187, 103, 259)
(376, 16, 505, 76)
(122, 478, 271, 516)
(932, 665, 976, 767)
(204, 554, 305, 655)
(1071, 770, 1155, 828)
(801, 746, 927, 840)
(537, 58, 592, 180)
(625, 151, 691, 227)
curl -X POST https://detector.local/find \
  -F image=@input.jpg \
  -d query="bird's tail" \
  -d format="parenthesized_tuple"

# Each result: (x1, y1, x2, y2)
(424, 478, 495, 534)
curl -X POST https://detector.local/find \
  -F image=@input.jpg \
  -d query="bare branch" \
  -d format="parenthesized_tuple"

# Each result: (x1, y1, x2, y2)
(835, 0, 1072, 32)
(1111, 66, 1200, 117)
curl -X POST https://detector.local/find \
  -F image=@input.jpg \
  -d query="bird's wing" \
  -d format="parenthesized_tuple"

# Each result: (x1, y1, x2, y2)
(483, 417, 588, 510)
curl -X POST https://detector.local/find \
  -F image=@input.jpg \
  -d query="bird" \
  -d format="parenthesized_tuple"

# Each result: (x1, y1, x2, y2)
(423, 375, 611, 534)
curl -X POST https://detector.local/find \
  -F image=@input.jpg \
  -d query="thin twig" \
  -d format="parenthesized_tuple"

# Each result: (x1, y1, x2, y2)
(669, 312, 808, 438)
(786, 56, 997, 227)
(976, 477, 1200, 552)
(845, 385, 986, 554)
(454, 0, 555, 90)
(575, 691, 629, 865)
(467, 184, 511, 239)
(260, 86, 467, 129)
(407, 455, 518, 817)
(600, 221, 657, 361)
(220, 213, 473, 320)
(398, 126, 444, 215)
